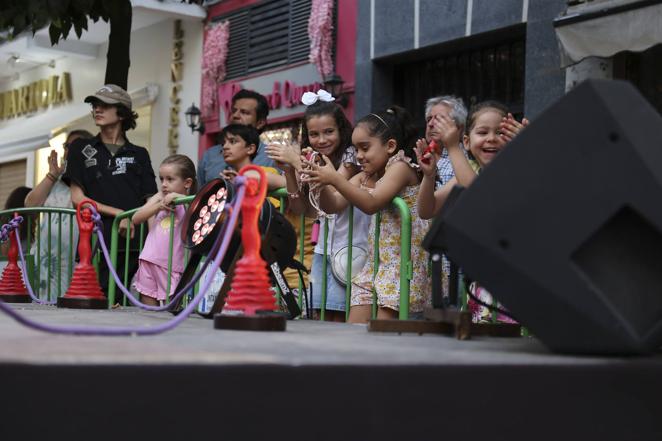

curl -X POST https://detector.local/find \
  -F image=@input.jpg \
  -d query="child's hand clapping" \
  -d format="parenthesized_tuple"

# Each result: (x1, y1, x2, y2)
(499, 113, 529, 144)
(301, 154, 338, 185)
(414, 139, 439, 178)
(266, 142, 301, 170)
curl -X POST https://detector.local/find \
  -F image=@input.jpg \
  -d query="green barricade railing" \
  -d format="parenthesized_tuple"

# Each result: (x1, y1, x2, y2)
(0, 207, 77, 301)
(269, 190, 412, 321)
(107, 195, 194, 306)
(296, 196, 412, 321)
(3, 191, 413, 316)
(105, 188, 415, 319)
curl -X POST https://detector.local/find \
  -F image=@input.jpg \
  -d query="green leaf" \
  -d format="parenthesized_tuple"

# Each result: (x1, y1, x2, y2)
(73, 14, 87, 38)
(48, 22, 61, 45)
(60, 18, 72, 39)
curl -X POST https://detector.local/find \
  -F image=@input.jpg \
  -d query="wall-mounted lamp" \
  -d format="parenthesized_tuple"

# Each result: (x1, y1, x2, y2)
(185, 103, 205, 134)
(323, 73, 349, 107)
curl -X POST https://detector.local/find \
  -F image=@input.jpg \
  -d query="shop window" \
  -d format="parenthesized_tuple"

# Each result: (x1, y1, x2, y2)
(215, 0, 314, 80)
(0, 159, 27, 208)
(393, 37, 526, 133)
(260, 121, 302, 146)
(613, 44, 662, 115)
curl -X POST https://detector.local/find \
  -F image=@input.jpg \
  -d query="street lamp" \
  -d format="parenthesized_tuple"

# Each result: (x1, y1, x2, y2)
(185, 103, 205, 133)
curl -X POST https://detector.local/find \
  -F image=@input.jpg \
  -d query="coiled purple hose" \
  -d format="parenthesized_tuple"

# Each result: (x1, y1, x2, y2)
(1, 215, 55, 305)
(0, 179, 246, 336)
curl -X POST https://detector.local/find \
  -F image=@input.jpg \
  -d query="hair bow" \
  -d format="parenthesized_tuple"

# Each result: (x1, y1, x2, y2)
(301, 89, 335, 106)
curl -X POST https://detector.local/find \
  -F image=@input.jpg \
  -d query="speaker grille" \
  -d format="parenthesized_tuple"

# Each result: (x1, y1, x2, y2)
(572, 206, 662, 338)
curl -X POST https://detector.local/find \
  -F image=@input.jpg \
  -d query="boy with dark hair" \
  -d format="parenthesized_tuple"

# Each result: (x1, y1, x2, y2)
(62, 84, 158, 301)
(219, 124, 285, 191)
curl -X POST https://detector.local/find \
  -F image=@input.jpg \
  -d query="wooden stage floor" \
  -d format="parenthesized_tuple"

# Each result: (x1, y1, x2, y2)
(0, 304, 661, 440)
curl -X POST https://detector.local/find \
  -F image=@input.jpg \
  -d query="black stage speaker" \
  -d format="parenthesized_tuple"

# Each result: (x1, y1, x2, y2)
(426, 79, 662, 354)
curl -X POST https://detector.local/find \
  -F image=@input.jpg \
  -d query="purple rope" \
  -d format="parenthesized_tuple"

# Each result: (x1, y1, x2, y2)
(1, 215, 55, 305)
(0, 216, 23, 242)
(0, 181, 246, 336)
(15, 228, 57, 305)
(90, 207, 228, 312)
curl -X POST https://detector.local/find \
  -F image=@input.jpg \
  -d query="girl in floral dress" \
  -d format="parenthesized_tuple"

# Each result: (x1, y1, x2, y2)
(302, 105, 430, 323)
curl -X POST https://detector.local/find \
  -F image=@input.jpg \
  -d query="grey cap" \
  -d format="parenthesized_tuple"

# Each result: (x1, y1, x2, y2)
(84, 84, 132, 110)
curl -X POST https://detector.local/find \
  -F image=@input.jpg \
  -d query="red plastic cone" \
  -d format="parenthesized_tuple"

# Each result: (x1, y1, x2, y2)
(57, 200, 107, 309)
(0, 216, 30, 303)
(215, 166, 285, 331)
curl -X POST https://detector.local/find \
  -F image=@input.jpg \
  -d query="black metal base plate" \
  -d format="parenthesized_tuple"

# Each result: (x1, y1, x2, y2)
(471, 322, 522, 337)
(57, 296, 108, 310)
(213, 313, 286, 331)
(0, 293, 31, 303)
(368, 319, 454, 335)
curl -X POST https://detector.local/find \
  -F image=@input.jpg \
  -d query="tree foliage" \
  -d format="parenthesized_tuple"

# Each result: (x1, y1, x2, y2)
(0, 0, 127, 43)
(0, 0, 203, 88)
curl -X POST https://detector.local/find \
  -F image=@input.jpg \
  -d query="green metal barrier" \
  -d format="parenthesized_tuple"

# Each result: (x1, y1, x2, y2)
(303, 197, 412, 321)
(107, 195, 194, 307)
(0, 207, 77, 301)
(105, 188, 414, 319)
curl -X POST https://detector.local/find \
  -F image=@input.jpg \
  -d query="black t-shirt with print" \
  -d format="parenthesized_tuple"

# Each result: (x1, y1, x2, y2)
(62, 134, 157, 244)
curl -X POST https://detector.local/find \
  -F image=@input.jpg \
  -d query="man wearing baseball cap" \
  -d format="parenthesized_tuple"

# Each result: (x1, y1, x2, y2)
(62, 84, 158, 302)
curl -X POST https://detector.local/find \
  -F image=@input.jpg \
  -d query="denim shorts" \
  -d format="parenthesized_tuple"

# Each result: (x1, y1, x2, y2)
(309, 253, 348, 311)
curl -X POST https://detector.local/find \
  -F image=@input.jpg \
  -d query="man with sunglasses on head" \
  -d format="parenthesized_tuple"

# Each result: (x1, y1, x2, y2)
(62, 84, 157, 302)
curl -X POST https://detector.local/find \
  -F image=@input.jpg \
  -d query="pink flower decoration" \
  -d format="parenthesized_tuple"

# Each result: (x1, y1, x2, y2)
(202, 20, 230, 116)
(308, 0, 334, 79)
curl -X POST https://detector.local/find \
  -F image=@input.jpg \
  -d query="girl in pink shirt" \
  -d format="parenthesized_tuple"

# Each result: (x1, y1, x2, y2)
(132, 155, 197, 306)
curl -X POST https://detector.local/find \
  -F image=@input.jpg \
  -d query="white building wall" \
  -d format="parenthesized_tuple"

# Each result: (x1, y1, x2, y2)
(0, 17, 203, 185)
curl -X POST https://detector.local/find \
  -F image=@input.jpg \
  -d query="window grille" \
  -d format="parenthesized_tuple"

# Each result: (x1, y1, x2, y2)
(393, 37, 526, 132)
(214, 0, 313, 80)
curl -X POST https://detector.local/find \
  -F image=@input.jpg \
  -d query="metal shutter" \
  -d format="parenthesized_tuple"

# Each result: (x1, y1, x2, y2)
(216, 0, 314, 80)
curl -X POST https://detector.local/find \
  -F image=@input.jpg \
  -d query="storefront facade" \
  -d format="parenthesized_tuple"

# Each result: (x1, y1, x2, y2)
(199, 0, 357, 156)
(0, 2, 205, 205)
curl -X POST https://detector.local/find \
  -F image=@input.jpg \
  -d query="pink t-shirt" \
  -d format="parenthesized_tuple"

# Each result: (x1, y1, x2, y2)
(138, 204, 186, 273)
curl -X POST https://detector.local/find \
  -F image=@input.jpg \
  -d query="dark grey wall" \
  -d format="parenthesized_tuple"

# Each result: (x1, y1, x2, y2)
(373, 0, 415, 57)
(419, 0, 466, 46)
(524, 0, 567, 118)
(354, 0, 567, 122)
(354, 0, 373, 120)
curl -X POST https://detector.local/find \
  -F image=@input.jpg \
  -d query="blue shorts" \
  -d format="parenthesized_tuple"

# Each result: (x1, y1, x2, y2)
(309, 253, 348, 311)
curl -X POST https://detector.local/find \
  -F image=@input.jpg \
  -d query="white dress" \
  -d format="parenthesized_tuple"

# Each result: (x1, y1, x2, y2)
(29, 179, 79, 300)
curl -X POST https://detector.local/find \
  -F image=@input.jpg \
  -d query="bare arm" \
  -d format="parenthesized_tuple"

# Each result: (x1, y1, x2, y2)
(70, 183, 122, 217)
(70, 183, 135, 238)
(305, 157, 415, 215)
(447, 143, 478, 188)
(318, 163, 360, 214)
(25, 150, 63, 207)
(25, 176, 57, 207)
(132, 192, 164, 226)
(266, 172, 286, 191)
